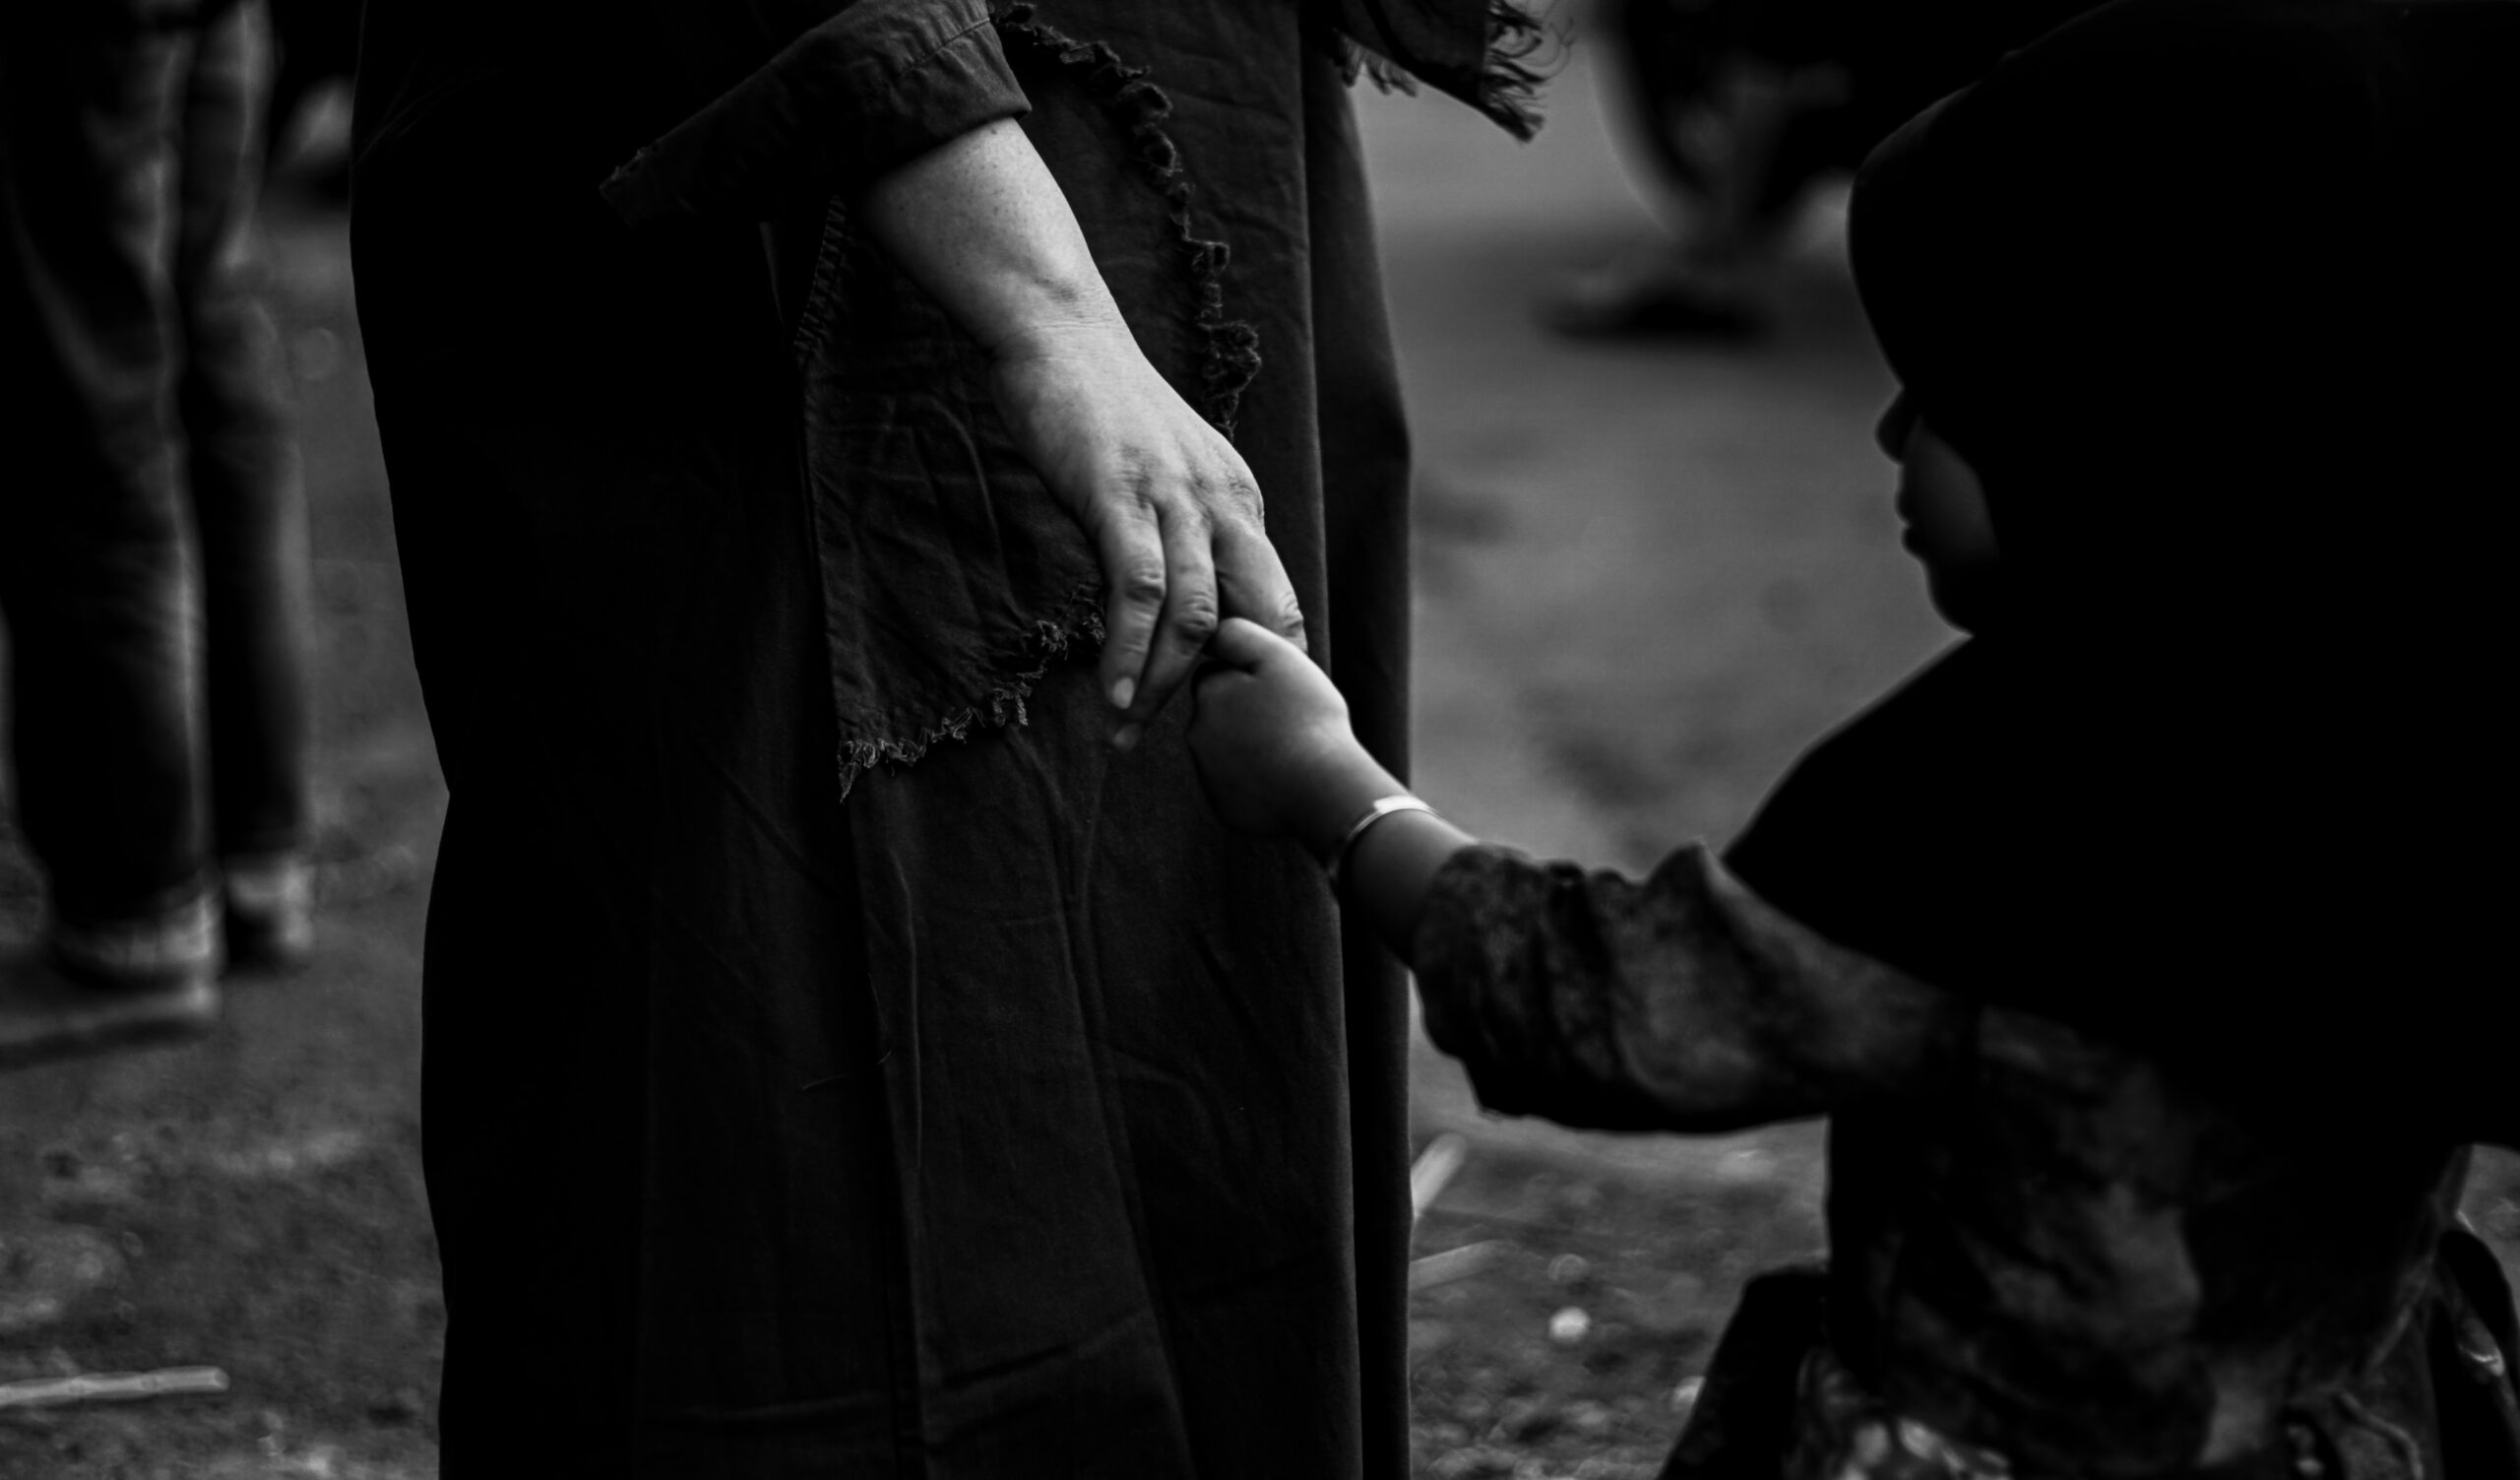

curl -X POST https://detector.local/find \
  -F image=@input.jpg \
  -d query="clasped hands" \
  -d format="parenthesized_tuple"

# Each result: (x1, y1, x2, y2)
(990, 299, 1458, 959)
(986, 315, 1306, 749)
(988, 318, 1381, 845)
(853, 116, 1358, 796)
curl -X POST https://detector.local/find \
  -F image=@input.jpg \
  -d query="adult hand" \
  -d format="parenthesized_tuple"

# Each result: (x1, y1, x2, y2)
(853, 118, 1305, 742)
(989, 317, 1306, 747)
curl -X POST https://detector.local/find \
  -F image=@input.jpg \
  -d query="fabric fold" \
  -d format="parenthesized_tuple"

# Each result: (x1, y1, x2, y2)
(600, 0, 1552, 235)
(600, 0, 1029, 227)
(1414, 843, 1966, 1133)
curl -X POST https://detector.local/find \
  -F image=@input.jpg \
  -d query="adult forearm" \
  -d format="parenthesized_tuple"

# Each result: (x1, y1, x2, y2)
(851, 116, 1127, 354)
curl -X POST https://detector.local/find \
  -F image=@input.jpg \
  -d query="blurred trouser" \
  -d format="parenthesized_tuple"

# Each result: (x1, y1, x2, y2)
(0, 0, 310, 944)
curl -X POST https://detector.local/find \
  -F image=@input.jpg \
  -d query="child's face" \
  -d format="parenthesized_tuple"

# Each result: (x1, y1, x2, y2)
(1877, 392, 2003, 630)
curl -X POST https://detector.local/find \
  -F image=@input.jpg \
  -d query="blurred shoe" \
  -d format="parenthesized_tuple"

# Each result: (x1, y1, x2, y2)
(222, 853, 314, 975)
(0, 896, 221, 1070)
(1544, 254, 1767, 342)
(1545, 275, 1766, 340)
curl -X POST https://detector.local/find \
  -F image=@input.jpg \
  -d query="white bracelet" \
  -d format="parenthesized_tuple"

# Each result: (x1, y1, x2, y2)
(1326, 795, 1438, 893)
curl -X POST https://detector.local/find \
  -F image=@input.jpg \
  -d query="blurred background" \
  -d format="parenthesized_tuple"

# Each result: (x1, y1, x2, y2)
(3, 5, 2515, 1475)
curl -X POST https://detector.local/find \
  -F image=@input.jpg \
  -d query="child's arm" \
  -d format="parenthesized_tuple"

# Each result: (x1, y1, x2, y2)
(1189, 618, 1970, 1131)
(1187, 619, 1476, 956)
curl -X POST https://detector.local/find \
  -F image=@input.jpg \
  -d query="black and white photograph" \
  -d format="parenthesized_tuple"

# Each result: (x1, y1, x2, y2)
(3, 0, 2514, 1474)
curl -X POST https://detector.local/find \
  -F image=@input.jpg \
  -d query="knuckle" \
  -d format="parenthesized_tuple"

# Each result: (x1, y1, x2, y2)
(1197, 475, 1262, 528)
(1096, 472, 1163, 522)
(1118, 566, 1168, 605)
(1169, 593, 1222, 645)
(1224, 474, 1266, 519)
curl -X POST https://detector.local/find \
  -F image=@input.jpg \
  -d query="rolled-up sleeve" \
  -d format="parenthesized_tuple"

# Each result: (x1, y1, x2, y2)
(602, 0, 1028, 228)
(1412, 843, 1972, 1133)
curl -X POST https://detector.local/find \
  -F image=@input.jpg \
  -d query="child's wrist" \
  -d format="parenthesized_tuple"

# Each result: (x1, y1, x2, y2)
(1291, 742, 1407, 864)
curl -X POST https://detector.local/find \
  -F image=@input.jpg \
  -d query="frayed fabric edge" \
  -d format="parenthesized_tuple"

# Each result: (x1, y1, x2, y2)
(1474, 0, 1557, 143)
(834, 581, 1107, 799)
(993, 4, 1264, 434)
(1334, 0, 1557, 143)
(832, 10, 1267, 797)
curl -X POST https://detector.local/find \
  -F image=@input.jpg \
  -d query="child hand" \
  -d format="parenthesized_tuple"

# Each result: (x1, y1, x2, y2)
(1189, 618, 1372, 841)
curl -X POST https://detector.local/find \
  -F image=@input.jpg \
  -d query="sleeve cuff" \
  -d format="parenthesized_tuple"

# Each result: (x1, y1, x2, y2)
(1410, 844, 1555, 1106)
(601, 0, 1030, 228)
(1410, 844, 1505, 1043)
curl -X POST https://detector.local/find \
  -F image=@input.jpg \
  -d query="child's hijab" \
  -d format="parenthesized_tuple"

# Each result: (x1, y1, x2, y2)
(1727, 0, 2519, 1129)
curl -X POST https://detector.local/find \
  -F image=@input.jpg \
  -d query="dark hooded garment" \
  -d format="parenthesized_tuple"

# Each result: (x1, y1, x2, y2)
(349, 1, 1537, 1474)
(1732, 0, 2520, 1138)
(1411, 1, 2520, 1476)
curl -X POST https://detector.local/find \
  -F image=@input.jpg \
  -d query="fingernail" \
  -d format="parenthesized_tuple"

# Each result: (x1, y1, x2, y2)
(1111, 676, 1136, 710)
(1111, 723, 1143, 752)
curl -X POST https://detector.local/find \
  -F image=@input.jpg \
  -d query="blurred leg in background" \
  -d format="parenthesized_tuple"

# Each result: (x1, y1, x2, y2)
(0, 0, 311, 1070)
(178, 0, 317, 972)
(1547, 0, 1853, 341)
(1550, 0, 2102, 342)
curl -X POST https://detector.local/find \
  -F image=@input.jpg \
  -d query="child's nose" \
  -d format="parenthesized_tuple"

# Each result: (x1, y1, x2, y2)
(1875, 393, 1917, 459)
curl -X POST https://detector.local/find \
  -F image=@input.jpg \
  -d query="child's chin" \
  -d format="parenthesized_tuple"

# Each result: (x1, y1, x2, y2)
(1926, 570, 2006, 634)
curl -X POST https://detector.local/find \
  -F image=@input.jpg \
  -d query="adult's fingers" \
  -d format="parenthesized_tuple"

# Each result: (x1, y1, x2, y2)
(1205, 616, 1286, 671)
(1115, 495, 1223, 740)
(1212, 517, 1307, 653)
(1091, 491, 1168, 716)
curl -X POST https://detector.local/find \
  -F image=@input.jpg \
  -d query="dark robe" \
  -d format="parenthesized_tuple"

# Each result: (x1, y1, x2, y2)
(348, 1, 1515, 1471)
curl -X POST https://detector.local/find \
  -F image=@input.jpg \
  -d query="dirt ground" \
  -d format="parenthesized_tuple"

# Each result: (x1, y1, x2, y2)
(4, 38, 2517, 1480)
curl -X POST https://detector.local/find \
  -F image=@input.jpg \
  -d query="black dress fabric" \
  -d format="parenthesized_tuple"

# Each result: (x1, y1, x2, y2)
(347, 0, 1507, 1472)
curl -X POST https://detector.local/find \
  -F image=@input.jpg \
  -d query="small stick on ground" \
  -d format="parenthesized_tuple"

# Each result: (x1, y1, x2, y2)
(1412, 1131, 1472, 1224)
(0, 1367, 229, 1411)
